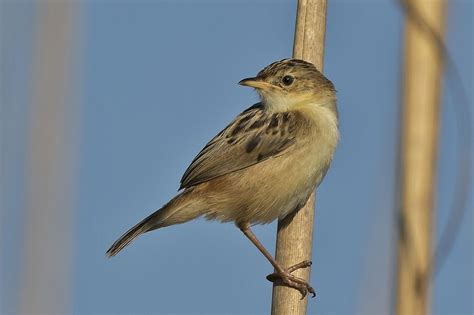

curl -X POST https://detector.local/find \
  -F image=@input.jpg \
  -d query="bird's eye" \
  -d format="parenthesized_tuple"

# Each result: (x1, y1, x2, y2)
(281, 75, 294, 86)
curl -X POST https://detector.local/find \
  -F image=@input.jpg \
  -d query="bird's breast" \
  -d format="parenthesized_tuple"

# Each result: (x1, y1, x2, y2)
(200, 103, 339, 224)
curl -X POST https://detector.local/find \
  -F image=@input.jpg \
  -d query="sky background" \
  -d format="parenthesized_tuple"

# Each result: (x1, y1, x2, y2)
(1, 0, 473, 314)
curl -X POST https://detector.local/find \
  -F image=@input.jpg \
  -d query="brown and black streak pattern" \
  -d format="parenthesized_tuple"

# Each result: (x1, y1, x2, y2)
(256, 58, 335, 94)
(180, 103, 303, 189)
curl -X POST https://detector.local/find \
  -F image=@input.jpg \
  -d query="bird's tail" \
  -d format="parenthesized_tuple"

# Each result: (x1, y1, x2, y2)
(106, 189, 203, 257)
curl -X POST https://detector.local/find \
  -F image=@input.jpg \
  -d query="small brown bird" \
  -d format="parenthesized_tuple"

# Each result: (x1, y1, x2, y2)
(106, 59, 339, 297)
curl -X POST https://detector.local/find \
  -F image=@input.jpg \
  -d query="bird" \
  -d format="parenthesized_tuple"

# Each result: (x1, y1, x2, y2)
(106, 58, 339, 298)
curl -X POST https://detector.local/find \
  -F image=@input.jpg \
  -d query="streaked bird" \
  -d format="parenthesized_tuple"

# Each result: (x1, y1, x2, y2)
(106, 59, 339, 297)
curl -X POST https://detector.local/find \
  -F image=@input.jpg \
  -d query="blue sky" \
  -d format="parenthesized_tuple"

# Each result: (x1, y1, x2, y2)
(2, 1, 472, 314)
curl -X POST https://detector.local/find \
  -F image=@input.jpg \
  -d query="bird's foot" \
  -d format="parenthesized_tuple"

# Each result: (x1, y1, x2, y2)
(266, 260, 315, 299)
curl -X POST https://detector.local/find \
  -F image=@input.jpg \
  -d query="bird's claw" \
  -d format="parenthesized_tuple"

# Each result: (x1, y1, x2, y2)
(266, 260, 315, 299)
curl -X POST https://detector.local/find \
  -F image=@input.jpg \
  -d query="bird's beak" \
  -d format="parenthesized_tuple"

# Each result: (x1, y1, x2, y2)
(238, 77, 274, 90)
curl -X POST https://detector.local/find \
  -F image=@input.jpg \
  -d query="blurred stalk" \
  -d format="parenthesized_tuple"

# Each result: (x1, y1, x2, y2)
(395, 0, 446, 314)
(19, 2, 79, 314)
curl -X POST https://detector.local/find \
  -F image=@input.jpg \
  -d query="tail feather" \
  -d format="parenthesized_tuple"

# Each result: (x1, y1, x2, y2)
(106, 212, 156, 257)
(106, 189, 203, 257)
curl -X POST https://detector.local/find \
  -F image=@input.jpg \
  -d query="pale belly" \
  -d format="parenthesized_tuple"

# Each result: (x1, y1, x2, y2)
(200, 145, 332, 224)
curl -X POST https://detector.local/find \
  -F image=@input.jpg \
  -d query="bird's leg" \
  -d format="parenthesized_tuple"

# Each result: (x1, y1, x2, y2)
(238, 222, 315, 298)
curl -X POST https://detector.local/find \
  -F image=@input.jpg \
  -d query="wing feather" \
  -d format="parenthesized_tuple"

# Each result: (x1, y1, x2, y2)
(179, 103, 299, 189)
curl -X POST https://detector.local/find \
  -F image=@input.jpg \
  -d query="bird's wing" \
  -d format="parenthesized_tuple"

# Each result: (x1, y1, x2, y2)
(179, 103, 300, 189)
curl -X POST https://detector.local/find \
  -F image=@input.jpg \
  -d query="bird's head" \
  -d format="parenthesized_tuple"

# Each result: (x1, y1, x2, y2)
(239, 59, 336, 112)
